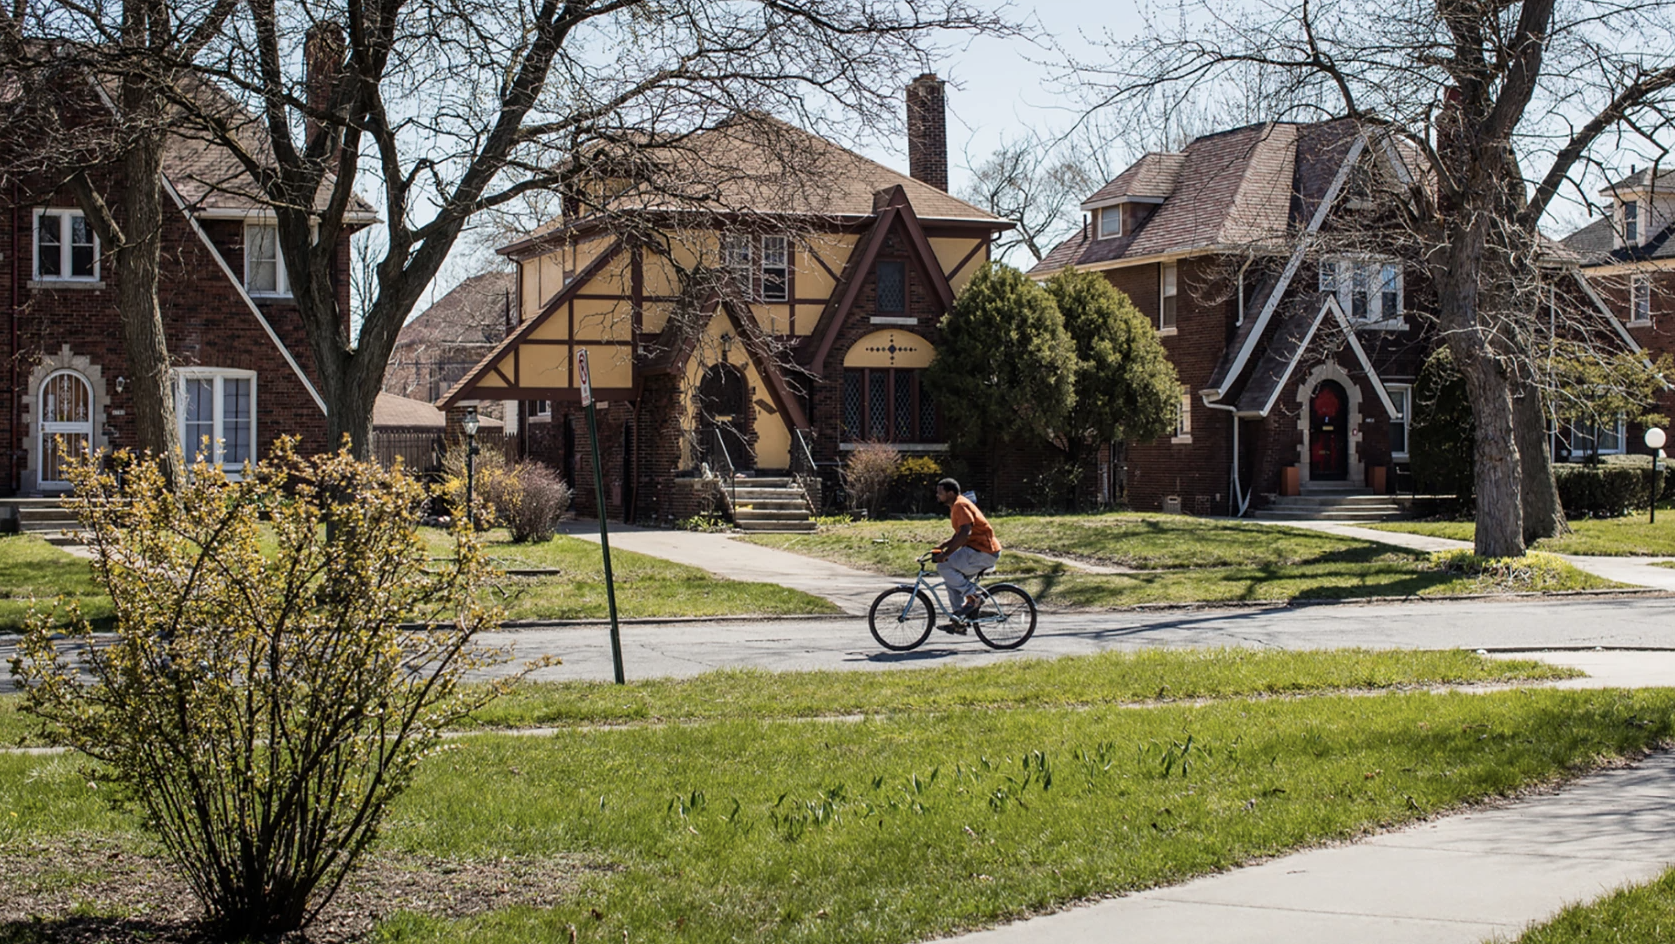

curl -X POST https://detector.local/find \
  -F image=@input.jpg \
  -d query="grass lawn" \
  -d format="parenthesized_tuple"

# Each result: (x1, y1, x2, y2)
(0, 535, 111, 633)
(746, 517, 1619, 609)
(0, 529, 835, 634)
(1513, 867, 1675, 943)
(0, 651, 1666, 944)
(1370, 514, 1675, 557)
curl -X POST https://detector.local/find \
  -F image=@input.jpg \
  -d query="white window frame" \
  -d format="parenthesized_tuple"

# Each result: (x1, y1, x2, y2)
(1624, 200, 1640, 245)
(1322, 255, 1404, 325)
(33, 208, 100, 282)
(244, 222, 290, 297)
(1097, 206, 1122, 239)
(723, 234, 754, 298)
(1160, 262, 1178, 332)
(1172, 387, 1192, 443)
(176, 368, 258, 473)
(1387, 384, 1411, 459)
(1630, 275, 1652, 325)
(760, 235, 789, 302)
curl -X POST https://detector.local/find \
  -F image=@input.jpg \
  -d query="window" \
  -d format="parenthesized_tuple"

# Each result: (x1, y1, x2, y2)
(177, 370, 256, 470)
(1631, 276, 1652, 325)
(876, 261, 906, 313)
(1160, 263, 1178, 330)
(244, 223, 289, 296)
(1098, 207, 1122, 239)
(1321, 256, 1403, 323)
(34, 209, 98, 281)
(723, 234, 753, 296)
(841, 368, 935, 442)
(1387, 385, 1411, 457)
(1625, 201, 1639, 244)
(1172, 387, 1192, 442)
(761, 235, 789, 302)
(529, 399, 552, 418)
(1566, 416, 1626, 458)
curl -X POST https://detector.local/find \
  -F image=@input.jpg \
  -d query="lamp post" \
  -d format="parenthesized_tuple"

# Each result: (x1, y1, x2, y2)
(1648, 427, 1668, 525)
(462, 406, 481, 529)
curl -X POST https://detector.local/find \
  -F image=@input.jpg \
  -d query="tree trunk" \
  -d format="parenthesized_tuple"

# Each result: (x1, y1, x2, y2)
(1513, 381, 1567, 543)
(114, 133, 180, 483)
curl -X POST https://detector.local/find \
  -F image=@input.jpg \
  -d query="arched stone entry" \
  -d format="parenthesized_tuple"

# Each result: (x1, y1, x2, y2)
(21, 345, 107, 494)
(1293, 362, 1364, 487)
(697, 363, 751, 469)
(1309, 380, 1349, 480)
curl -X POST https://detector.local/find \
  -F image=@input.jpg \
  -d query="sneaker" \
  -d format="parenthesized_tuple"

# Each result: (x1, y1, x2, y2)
(938, 622, 968, 635)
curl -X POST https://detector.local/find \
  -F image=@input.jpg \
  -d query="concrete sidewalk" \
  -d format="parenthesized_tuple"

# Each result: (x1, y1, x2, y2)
(558, 521, 887, 615)
(1272, 519, 1675, 592)
(948, 749, 1675, 944)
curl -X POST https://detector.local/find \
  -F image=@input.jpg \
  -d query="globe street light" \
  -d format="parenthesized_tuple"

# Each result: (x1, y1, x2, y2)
(462, 406, 481, 529)
(1649, 427, 1668, 525)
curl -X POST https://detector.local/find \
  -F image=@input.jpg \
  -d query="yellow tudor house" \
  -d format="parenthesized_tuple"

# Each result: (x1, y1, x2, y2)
(441, 76, 1010, 528)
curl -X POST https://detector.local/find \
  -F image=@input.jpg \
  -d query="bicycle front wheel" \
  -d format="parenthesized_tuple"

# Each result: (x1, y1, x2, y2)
(972, 584, 1037, 650)
(868, 587, 936, 651)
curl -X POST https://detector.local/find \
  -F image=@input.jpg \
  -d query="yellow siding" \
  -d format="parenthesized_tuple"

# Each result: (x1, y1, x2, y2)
(643, 252, 681, 298)
(759, 304, 792, 335)
(642, 300, 675, 335)
(929, 237, 985, 295)
(798, 233, 857, 299)
(676, 311, 789, 469)
(579, 344, 634, 388)
(528, 315, 570, 341)
(574, 298, 632, 342)
(520, 262, 543, 321)
(519, 345, 570, 388)
(535, 254, 566, 312)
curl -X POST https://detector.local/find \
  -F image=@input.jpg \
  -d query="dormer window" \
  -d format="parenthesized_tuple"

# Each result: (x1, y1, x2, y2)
(1319, 256, 1403, 325)
(1097, 207, 1122, 239)
(1624, 201, 1639, 244)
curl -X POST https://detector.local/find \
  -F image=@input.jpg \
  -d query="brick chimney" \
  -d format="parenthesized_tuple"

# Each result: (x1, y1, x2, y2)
(906, 73, 947, 192)
(304, 23, 346, 155)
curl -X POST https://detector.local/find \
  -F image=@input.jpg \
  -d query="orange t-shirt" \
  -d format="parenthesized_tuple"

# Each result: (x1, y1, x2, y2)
(950, 496, 1000, 555)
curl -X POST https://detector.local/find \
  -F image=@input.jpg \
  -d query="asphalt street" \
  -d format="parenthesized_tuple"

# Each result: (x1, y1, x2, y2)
(463, 593, 1675, 684)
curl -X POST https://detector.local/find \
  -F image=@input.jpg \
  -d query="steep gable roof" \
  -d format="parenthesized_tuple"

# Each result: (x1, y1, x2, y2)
(1562, 215, 1675, 265)
(394, 271, 516, 350)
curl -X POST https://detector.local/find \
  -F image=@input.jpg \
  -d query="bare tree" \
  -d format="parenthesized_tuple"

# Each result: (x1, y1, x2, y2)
(162, 0, 1009, 459)
(2, 0, 241, 482)
(1077, 0, 1675, 556)
(961, 133, 1100, 264)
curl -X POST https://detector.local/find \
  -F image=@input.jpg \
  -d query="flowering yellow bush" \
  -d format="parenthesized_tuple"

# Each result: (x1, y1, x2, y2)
(11, 440, 523, 936)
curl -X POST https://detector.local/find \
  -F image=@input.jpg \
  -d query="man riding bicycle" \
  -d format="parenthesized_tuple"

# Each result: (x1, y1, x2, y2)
(930, 478, 1001, 633)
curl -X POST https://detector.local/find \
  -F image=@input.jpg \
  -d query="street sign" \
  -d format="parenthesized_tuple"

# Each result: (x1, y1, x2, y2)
(577, 348, 593, 407)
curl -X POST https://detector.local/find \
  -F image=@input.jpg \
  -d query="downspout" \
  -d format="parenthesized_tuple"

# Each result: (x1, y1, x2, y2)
(1204, 399, 1251, 517)
(1236, 257, 1252, 326)
(10, 183, 20, 494)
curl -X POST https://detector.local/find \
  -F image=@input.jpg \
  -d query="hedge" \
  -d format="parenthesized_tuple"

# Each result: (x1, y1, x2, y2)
(1554, 454, 1670, 518)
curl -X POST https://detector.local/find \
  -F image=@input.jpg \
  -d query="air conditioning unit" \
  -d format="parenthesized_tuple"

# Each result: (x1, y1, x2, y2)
(1162, 495, 1183, 514)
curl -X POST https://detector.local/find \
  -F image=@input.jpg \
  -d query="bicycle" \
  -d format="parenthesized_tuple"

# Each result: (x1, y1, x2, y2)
(867, 553, 1037, 652)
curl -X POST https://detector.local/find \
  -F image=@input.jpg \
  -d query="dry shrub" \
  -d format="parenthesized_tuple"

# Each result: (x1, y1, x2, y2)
(480, 461, 574, 542)
(843, 442, 901, 519)
(13, 441, 529, 938)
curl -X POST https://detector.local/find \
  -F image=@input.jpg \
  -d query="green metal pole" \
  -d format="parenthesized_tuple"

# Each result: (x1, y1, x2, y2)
(587, 400, 626, 684)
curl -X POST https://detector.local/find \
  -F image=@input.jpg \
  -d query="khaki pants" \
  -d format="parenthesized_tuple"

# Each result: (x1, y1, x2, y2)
(938, 546, 999, 611)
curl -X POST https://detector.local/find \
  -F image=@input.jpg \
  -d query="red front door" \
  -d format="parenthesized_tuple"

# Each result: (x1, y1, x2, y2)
(1309, 381, 1349, 480)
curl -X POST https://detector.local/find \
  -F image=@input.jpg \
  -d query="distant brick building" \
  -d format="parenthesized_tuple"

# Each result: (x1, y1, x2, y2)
(1, 93, 370, 495)
(385, 270, 516, 406)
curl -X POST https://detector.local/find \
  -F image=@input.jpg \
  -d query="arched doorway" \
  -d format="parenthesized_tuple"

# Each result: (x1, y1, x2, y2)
(697, 364, 751, 470)
(38, 369, 93, 488)
(1309, 380, 1349, 480)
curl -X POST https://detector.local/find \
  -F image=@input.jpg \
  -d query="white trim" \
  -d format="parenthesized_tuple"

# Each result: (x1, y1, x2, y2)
(243, 221, 291, 297)
(32, 208, 101, 282)
(1160, 261, 1178, 329)
(870, 316, 918, 326)
(1079, 195, 1166, 212)
(1570, 267, 1645, 354)
(1386, 383, 1412, 460)
(1206, 133, 1369, 400)
(194, 206, 382, 225)
(176, 367, 258, 472)
(163, 174, 328, 415)
(1096, 206, 1123, 240)
(1630, 274, 1653, 325)
(1251, 295, 1399, 419)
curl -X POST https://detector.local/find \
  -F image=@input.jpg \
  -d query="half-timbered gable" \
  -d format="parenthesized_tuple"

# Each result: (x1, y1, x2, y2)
(441, 75, 1010, 525)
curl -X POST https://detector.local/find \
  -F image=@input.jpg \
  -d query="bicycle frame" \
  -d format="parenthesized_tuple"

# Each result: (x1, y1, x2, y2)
(889, 557, 995, 624)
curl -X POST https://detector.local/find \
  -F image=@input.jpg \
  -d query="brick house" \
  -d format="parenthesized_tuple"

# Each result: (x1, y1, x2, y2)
(1, 86, 364, 499)
(1560, 168, 1675, 453)
(439, 75, 1011, 525)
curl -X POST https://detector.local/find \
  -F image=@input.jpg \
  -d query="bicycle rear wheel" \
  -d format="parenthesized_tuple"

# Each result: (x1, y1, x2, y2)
(972, 584, 1037, 650)
(868, 587, 936, 651)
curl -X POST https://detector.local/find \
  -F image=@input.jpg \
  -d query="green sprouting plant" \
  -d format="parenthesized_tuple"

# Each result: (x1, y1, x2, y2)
(10, 440, 529, 937)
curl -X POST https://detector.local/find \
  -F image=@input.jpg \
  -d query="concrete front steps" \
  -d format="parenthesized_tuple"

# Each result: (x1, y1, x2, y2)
(0, 497, 84, 544)
(1254, 482, 1406, 522)
(722, 476, 816, 533)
